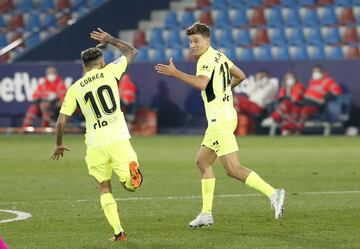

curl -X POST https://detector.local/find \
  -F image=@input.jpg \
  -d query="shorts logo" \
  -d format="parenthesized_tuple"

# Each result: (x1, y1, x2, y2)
(213, 140, 220, 152)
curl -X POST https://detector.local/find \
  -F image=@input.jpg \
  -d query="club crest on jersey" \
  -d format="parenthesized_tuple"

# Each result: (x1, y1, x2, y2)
(93, 119, 108, 130)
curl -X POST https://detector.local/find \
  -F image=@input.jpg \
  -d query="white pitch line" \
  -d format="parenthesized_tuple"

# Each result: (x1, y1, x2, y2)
(0, 209, 32, 224)
(0, 190, 360, 205)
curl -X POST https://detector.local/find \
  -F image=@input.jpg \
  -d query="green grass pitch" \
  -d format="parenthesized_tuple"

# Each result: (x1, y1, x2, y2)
(0, 135, 360, 249)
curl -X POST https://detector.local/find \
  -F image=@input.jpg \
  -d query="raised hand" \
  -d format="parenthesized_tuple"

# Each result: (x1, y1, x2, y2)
(155, 58, 177, 77)
(90, 27, 112, 48)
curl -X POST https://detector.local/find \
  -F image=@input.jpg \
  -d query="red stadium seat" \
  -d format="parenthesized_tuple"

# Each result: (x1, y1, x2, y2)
(56, 0, 71, 11)
(317, 0, 334, 6)
(58, 14, 71, 27)
(133, 30, 147, 48)
(196, 0, 210, 9)
(199, 11, 213, 26)
(0, 0, 14, 14)
(249, 8, 266, 27)
(9, 14, 25, 29)
(264, 0, 280, 7)
(252, 28, 270, 45)
(342, 27, 358, 43)
(344, 46, 360, 59)
(338, 8, 356, 25)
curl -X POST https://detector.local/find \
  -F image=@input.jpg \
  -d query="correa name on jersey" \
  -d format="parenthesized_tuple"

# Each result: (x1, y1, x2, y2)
(80, 73, 104, 87)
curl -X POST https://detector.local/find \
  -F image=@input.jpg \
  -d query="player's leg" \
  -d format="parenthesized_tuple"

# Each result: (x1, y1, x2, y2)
(110, 140, 143, 192)
(189, 144, 217, 227)
(85, 147, 126, 241)
(22, 103, 40, 127)
(219, 152, 286, 219)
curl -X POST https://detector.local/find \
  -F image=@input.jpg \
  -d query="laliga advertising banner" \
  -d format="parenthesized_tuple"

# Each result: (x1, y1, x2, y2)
(0, 60, 360, 118)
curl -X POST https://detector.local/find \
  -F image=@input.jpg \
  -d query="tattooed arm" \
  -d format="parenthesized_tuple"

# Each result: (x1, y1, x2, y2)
(51, 114, 70, 160)
(90, 27, 138, 64)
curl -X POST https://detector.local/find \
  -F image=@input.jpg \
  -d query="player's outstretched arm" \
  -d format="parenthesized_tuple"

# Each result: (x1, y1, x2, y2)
(90, 28, 138, 64)
(230, 64, 246, 89)
(51, 113, 70, 161)
(155, 58, 209, 90)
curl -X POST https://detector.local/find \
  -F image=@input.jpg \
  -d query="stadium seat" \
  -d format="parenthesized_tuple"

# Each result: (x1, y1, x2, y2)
(337, 7, 356, 25)
(353, 0, 360, 5)
(247, 0, 263, 8)
(25, 12, 41, 32)
(233, 29, 252, 46)
(343, 45, 360, 59)
(164, 11, 178, 29)
(218, 46, 237, 61)
(280, 0, 298, 7)
(211, 0, 227, 9)
(167, 48, 184, 62)
(264, 0, 280, 7)
(285, 27, 305, 46)
(164, 29, 182, 48)
(0, 34, 8, 47)
(56, 0, 71, 11)
(354, 6, 360, 24)
(88, 0, 105, 8)
(102, 49, 114, 63)
(252, 28, 270, 45)
(249, 8, 267, 27)
(254, 45, 273, 60)
(214, 28, 233, 47)
(300, 8, 319, 26)
(71, 0, 87, 9)
(264, 7, 283, 27)
(236, 47, 255, 61)
(213, 10, 230, 28)
(308, 45, 326, 59)
(39, 0, 55, 12)
(0, 15, 6, 29)
(289, 45, 308, 59)
(271, 46, 290, 60)
(227, 0, 246, 8)
(304, 27, 323, 45)
(179, 11, 195, 28)
(0, 0, 14, 14)
(133, 30, 147, 48)
(322, 27, 341, 44)
(341, 27, 358, 44)
(334, 0, 352, 6)
(268, 28, 286, 46)
(196, 0, 210, 9)
(299, 0, 316, 6)
(16, 0, 33, 12)
(325, 45, 344, 59)
(282, 8, 301, 27)
(58, 14, 71, 27)
(147, 28, 164, 49)
(317, 0, 334, 5)
(199, 11, 213, 26)
(134, 47, 149, 62)
(318, 6, 337, 26)
(150, 48, 167, 62)
(25, 33, 40, 48)
(230, 8, 248, 27)
(42, 14, 58, 29)
(9, 14, 25, 30)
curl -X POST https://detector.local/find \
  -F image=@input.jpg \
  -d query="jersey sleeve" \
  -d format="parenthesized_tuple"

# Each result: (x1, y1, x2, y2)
(60, 86, 77, 116)
(196, 54, 215, 79)
(104, 56, 128, 80)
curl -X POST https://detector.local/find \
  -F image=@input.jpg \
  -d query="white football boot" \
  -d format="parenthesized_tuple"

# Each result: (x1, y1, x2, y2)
(269, 189, 286, 220)
(189, 212, 214, 227)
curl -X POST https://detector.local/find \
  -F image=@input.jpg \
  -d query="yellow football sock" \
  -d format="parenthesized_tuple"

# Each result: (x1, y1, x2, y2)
(201, 178, 216, 214)
(245, 171, 275, 198)
(100, 193, 123, 235)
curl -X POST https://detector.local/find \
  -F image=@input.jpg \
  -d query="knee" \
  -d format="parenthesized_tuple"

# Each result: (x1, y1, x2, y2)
(225, 163, 242, 178)
(195, 158, 208, 172)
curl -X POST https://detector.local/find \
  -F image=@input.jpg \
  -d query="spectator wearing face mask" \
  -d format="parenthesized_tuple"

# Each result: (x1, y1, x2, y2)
(263, 72, 305, 135)
(234, 70, 279, 118)
(298, 65, 342, 132)
(23, 66, 67, 128)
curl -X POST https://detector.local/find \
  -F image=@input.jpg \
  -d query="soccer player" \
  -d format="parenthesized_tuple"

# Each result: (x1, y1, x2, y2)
(50, 28, 143, 241)
(155, 23, 286, 227)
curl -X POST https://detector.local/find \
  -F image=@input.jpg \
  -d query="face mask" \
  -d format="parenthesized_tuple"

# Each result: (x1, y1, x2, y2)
(286, 78, 295, 86)
(312, 71, 322, 80)
(47, 73, 56, 82)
